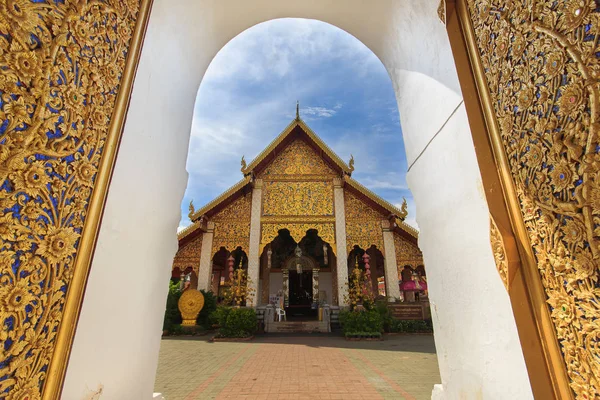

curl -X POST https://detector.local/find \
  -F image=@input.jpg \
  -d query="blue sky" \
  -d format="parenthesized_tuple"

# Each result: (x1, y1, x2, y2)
(180, 18, 417, 230)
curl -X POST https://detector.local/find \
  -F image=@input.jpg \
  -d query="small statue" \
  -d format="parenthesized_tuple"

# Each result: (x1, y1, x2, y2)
(188, 199, 195, 220)
(348, 154, 355, 172)
(240, 155, 247, 172)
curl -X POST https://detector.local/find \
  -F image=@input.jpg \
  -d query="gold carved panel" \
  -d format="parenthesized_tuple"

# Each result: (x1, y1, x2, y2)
(489, 216, 508, 290)
(172, 235, 203, 273)
(344, 191, 384, 253)
(393, 233, 423, 269)
(259, 139, 337, 178)
(211, 195, 252, 255)
(0, 0, 142, 398)
(261, 223, 335, 245)
(263, 181, 333, 216)
(468, 1, 600, 396)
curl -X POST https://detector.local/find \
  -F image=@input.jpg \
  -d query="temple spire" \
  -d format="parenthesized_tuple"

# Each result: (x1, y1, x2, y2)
(296, 101, 300, 120)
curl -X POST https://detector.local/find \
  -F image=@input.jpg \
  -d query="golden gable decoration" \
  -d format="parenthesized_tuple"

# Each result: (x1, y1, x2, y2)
(0, 0, 142, 398)
(211, 195, 252, 255)
(263, 181, 334, 216)
(394, 233, 423, 269)
(468, 1, 600, 397)
(259, 139, 337, 177)
(344, 191, 385, 253)
(173, 235, 203, 273)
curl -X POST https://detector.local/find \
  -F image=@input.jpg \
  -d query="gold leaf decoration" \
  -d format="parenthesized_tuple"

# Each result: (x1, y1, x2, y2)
(489, 216, 508, 290)
(211, 195, 252, 255)
(263, 181, 334, 216)
(344, 191, 384, 253)
(258, 139, 337, 177)
(0, 0, 140, 397)
(394, 233, 423, 270)
(467, 1, 600, 396)
(261, 223, 335, 246)
(172, 234, 203, 273)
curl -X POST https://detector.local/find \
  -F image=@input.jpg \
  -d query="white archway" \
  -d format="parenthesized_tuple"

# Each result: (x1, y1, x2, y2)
(62, 1, 533, 399)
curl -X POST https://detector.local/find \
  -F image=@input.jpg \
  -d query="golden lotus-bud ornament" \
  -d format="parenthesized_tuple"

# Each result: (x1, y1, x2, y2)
(178, 289, 205, 326)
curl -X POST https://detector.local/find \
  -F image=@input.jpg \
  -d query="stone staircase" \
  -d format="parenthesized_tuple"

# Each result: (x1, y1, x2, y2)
(266, 320, 330, 333)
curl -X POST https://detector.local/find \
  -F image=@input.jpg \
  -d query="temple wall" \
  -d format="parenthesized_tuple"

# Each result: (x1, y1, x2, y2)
(62, 1, 533, 399)
(318, 272, 333, 305)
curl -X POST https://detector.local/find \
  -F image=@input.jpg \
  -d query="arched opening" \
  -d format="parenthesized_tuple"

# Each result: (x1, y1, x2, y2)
(52, 3, 545, 400)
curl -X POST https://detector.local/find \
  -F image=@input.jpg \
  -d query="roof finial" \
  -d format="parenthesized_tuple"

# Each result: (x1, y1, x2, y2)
(188, 199, 195, 220)
(296, 100, 300, 120)
(348, 154, 355, 173)
(241, 155, 247, 173)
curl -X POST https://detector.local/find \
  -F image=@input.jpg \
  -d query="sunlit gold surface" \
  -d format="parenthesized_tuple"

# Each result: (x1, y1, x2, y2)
(489, 216, 508, 290)
(178, 289, 205, 326)
(393, 233, 423, 270)
(344, 191, 385, 253)
(211, 195, 252, 255)
(463, 0, 596, 397)
(0, 0, 151, 397)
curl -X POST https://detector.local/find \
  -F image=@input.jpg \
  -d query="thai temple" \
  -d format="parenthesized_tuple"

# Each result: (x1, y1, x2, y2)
(172, 113, 428, 317)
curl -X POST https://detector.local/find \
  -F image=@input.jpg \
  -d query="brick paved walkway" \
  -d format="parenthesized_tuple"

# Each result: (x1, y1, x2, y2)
(154, 335, 440, 400)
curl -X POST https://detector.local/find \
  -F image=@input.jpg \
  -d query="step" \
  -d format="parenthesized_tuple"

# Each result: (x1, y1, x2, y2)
(266, 321, 330, 333)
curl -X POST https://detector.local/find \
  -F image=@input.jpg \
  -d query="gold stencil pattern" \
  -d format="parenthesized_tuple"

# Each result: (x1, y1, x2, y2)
(0, 0, 139, 397)
(344, 191, 384, 253)
(393, 233, 423, 269)
(259, 139, 337, 177)
(263, 181, 333, 216)
(173, 235, 203, 273)
(261, 223, 335, 245)
(468, 1, 600, 396)
(212, 195, 252, 255)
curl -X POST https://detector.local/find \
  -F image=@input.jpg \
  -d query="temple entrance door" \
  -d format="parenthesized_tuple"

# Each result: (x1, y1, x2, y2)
(286, 270, 315, 319)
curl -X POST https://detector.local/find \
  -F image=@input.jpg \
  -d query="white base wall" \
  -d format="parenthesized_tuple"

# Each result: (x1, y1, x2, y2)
(62, 1, 533, 399)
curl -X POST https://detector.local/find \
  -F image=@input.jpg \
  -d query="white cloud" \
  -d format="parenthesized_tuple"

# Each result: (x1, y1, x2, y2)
(303, 106, 340, 118)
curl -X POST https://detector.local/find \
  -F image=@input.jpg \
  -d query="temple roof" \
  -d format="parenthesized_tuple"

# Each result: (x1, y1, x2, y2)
(241, 118, 353, 176)
(179, 117, 417, 241)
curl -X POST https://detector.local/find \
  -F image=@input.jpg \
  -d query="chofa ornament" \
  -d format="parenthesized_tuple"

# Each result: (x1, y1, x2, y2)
(178, 289, 205, 326)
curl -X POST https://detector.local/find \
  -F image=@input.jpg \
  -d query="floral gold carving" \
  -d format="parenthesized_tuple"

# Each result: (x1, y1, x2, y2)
(344, 191, 385, 253)
(178, 289, 205, 326)
(263, 181, 333, 216)
(211, 195, 252, 255)
(261, 223, 335, 246)
(468, 1, 600, 396)
(259, 139, 337, 177)
(489, 216, 508, 290)
(0, 0, 140, 397)
(393, 233, 423, 270)
(172, 234, 203, 273)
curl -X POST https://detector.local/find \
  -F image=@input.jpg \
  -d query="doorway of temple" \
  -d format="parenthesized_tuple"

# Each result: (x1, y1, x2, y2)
(287, 270, 315, 319)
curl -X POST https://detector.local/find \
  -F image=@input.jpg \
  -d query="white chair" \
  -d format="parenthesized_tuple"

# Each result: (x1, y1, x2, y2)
(275, 307, 286, 322)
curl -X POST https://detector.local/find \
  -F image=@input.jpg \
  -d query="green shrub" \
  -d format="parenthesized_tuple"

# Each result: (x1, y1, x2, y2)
(211, 306, 257, 338)
(374, 300, 393, 332)
(196, 290, 218, 329)
(162, 280, 182, 331)
(344, 331, 382, 339)
(389, 319, 433, 333)
(339, 310, 383, 335)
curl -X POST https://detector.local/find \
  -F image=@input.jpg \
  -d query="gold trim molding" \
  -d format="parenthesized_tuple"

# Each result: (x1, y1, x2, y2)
(0, 0, 152, 398)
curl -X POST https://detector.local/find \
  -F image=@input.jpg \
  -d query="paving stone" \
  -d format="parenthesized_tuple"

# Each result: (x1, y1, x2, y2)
(154, 335, 440, 400)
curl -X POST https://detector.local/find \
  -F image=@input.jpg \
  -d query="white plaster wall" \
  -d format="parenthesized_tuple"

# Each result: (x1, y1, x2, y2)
(406, 104, 533, 400)
(318, 272, 332, 305)
(269, 272, 283, 298)
(63, 1, 532, 399)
